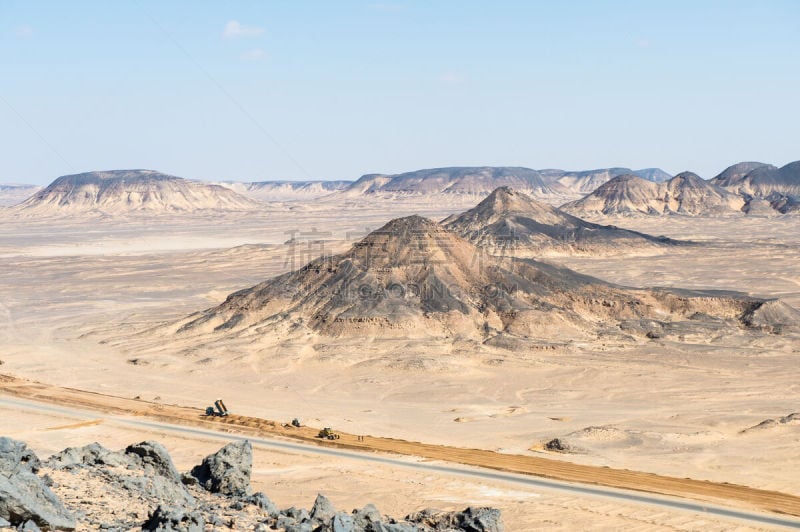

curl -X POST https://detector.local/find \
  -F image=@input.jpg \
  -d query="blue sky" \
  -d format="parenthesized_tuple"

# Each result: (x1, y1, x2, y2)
(2, 1, 799, 184)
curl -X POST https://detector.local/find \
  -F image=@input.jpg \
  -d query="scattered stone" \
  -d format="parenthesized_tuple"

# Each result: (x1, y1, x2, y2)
(284, 506, 310, 523)
(353, 503, 383, 529)
(125, 442, 182, 484)
(242, 492, 279, 517)
(373, 522, 417, 532)
(332, 512, 356, 531)
(142, 505, 204, 532)
(189, 441, 252, 497)
(458, 506, 504, 531)
(47, 443, 128, 470)
(544, 438, 570, 452)
(286, 523, 313, 532)
(17, 520, 42, 532)
(405, 506, 503, 531)
(274, 515, 297, 530)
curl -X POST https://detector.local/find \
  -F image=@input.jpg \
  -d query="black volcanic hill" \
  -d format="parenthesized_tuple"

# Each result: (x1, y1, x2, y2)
(342, 167, 558, 196)
(172, 215, 797, 347)
(442, 187, 678, 255)
(17, 170, 261, 214)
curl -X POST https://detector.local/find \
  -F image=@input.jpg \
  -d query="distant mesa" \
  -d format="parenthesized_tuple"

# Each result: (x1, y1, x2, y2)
(171, 214, 797, 349)
(341, 167, 559, 197)
(542, 167, 672, 195)
(217, 180, 352, 202)
(15, 170, 262, 215)
(561, 172, 745, 216)
(443, 187, 680, 256)
(0, 184, 42, 207)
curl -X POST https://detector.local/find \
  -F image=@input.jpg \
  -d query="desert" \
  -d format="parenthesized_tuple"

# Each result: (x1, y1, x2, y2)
(1, 164, 799, 530)
(4, 3, 800, 530)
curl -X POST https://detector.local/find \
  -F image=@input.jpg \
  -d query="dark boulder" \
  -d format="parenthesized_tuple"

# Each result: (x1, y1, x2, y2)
(189, 440, 253, 497)
(309, 493, 336, 525)
(0, 438, 76, 531)
(142, 505, 204, 532)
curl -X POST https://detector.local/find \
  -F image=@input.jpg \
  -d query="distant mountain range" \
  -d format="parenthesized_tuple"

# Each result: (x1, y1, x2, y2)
(5, 160, 797, 216)
(337, 166, 672, 197)
(340, 167, 557, 196)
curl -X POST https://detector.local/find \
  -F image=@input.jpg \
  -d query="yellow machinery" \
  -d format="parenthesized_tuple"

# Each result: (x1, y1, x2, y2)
(317, 427, 340, 440)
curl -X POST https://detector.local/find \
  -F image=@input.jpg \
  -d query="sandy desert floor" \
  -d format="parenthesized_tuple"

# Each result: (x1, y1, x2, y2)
(0, 199, 798, 529)
(3, 400, 782, 531)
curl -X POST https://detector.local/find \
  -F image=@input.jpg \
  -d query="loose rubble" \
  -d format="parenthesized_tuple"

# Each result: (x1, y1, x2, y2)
(0, 437, 504, 531)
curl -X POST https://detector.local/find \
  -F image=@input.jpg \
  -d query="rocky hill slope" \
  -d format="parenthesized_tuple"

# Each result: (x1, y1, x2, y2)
(170, 215, 798, 349)
(442, 187, 680, 256)
(0, 437, 502, 531)
(713, 161, 800, 198)
(561, 172, 745, 216)
(709, 162, 772, 189)
(14, 170, 262, 215)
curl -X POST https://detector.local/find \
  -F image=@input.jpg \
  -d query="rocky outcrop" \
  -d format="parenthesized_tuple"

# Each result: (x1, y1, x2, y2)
(405, 507, 504, 531)
(190, 440, 253, 497)
(0, 437, 76, 530)
(172, 214, 797, 350)
(5, 437, 504, 531)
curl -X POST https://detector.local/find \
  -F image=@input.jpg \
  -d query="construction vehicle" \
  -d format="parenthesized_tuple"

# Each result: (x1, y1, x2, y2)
(317, 427, 340, 440)
(204, 398, 229, 417)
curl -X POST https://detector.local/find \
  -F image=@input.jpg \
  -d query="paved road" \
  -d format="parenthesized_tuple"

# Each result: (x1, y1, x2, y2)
(3, 395, 800, 530)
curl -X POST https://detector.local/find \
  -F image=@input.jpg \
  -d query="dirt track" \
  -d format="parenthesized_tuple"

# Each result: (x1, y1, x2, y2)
(2, 373, 799, 518)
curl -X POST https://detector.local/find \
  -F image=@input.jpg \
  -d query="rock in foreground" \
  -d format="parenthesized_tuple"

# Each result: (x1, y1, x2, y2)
(0, 437, 76, 531)
(2, 437, 503, 531)
(190, 440, 253, 497)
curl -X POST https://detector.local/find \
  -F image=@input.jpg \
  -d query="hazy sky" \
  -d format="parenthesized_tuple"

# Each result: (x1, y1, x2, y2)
(2, 1, 799, 184)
